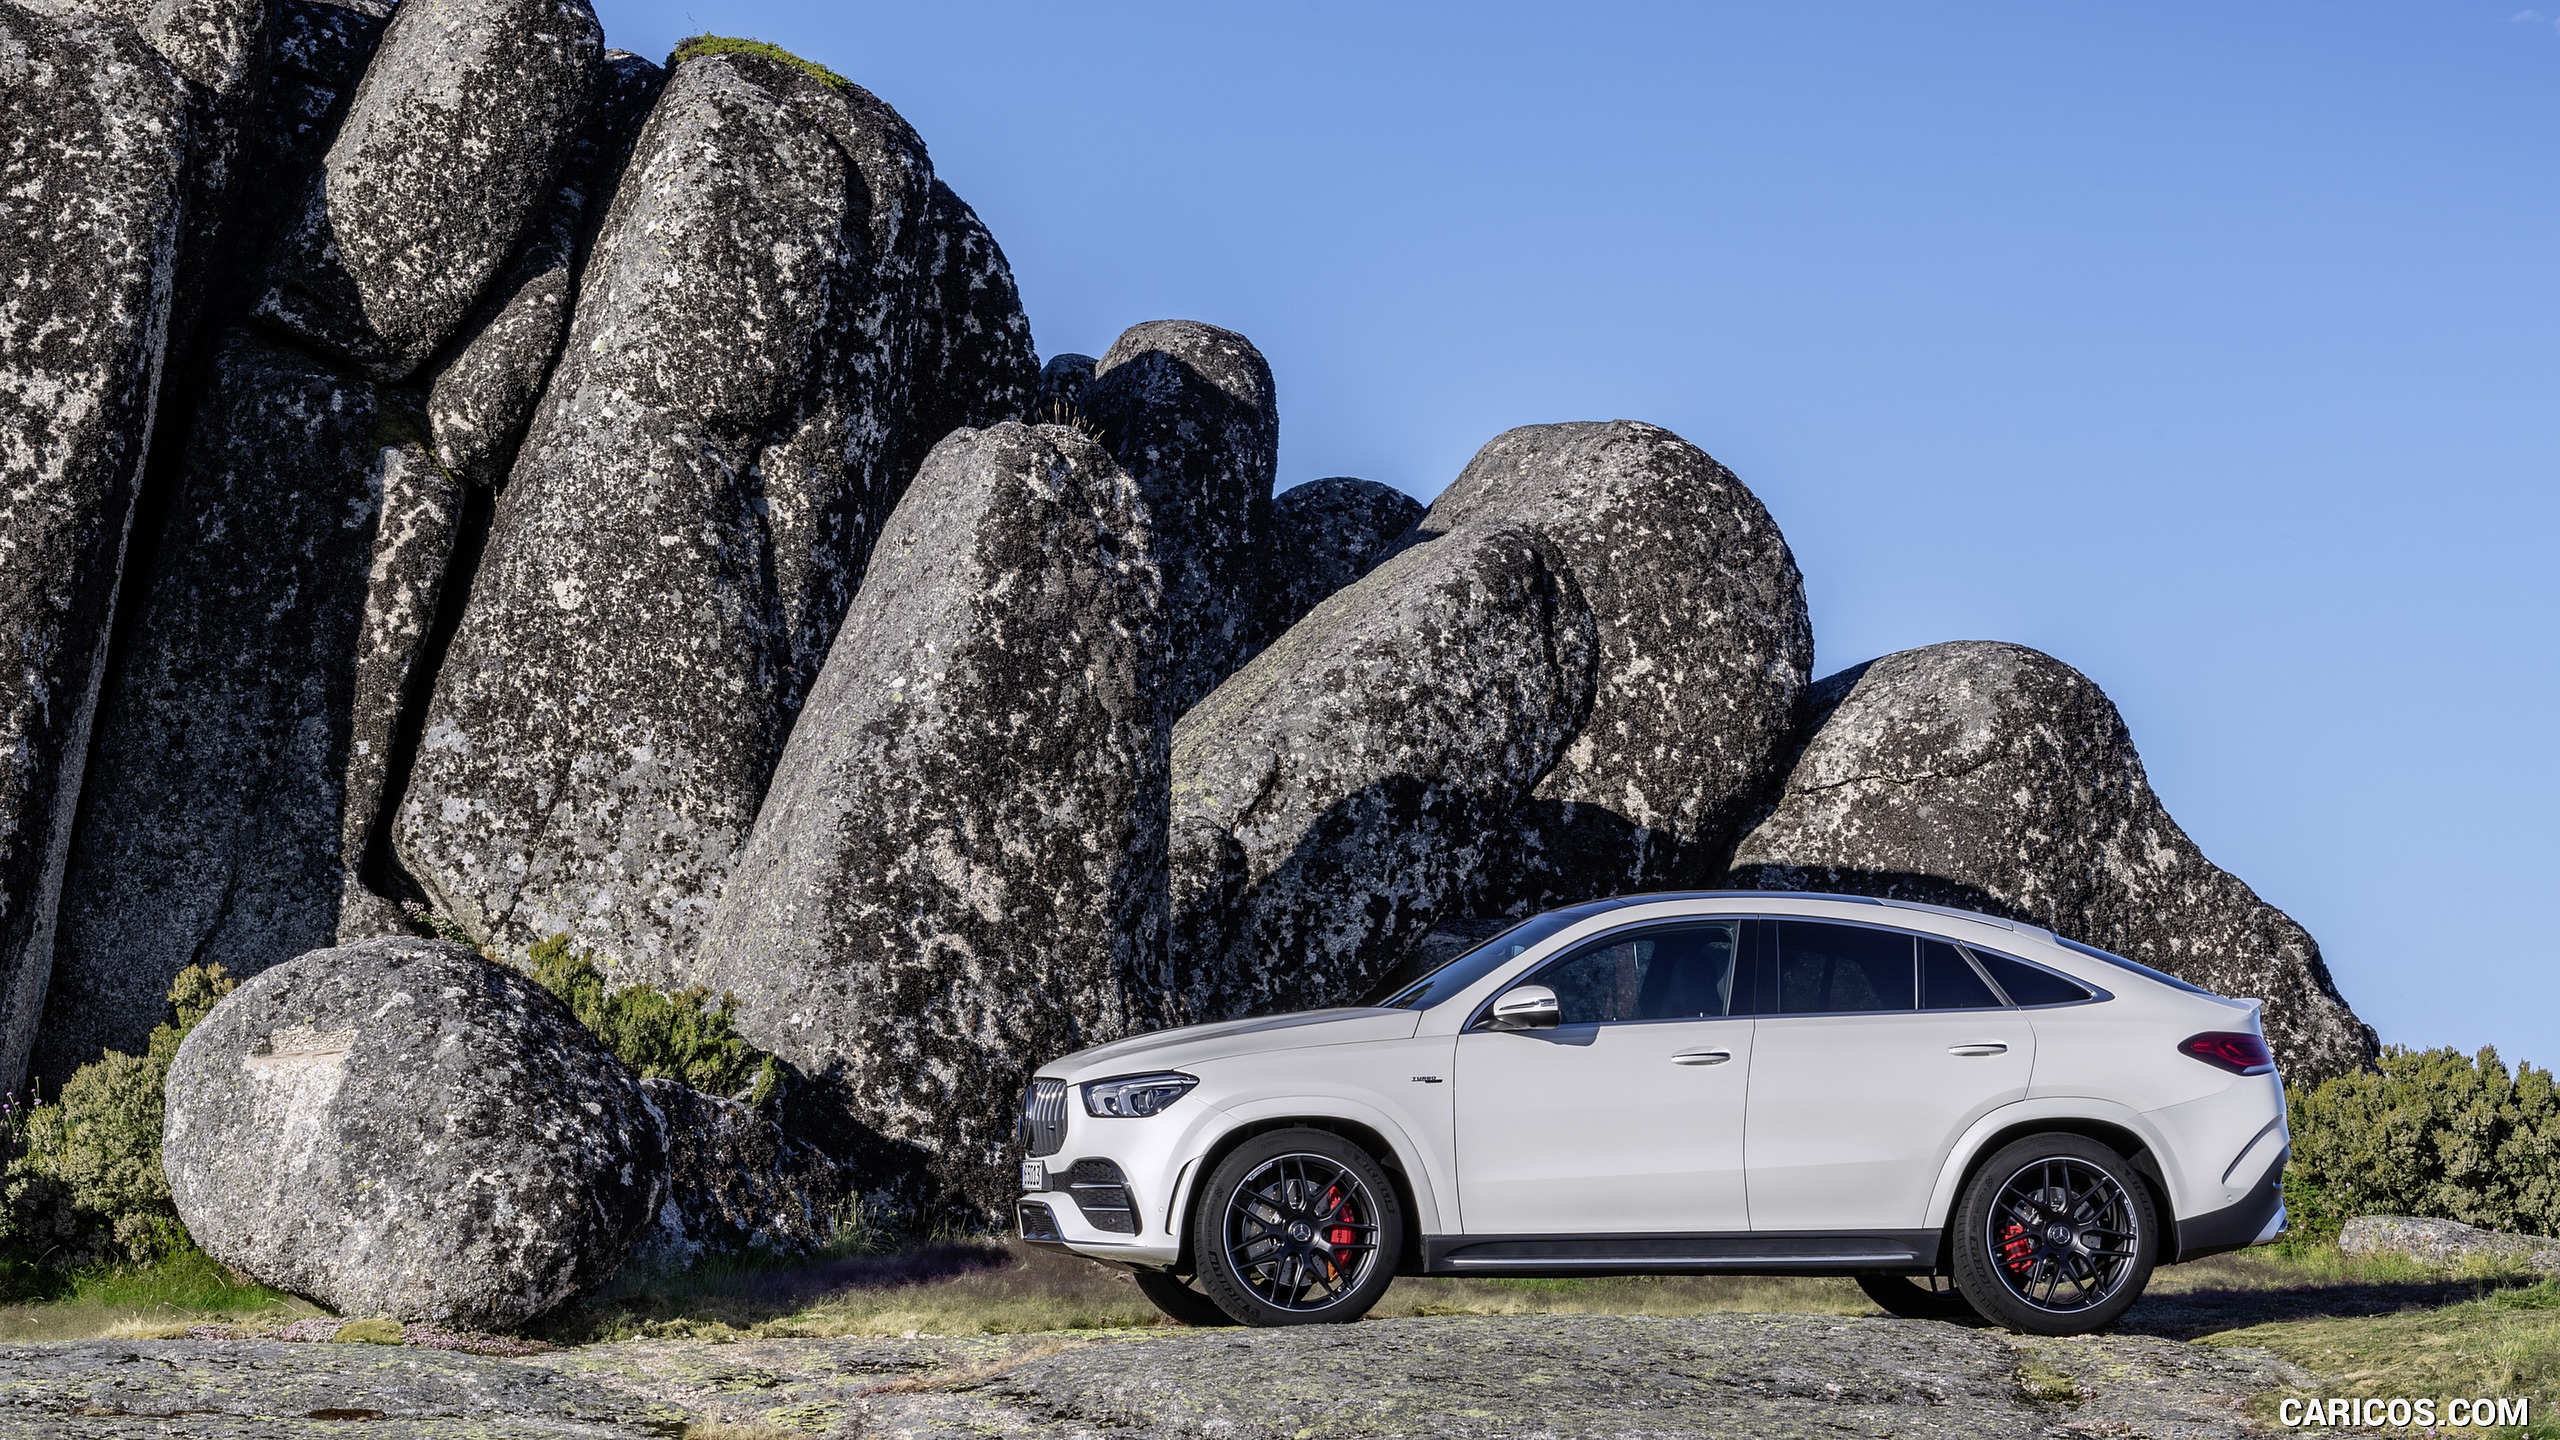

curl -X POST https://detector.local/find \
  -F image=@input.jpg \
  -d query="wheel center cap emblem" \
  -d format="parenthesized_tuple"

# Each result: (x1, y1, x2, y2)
(2045, 1222, 2074, 1244)
(1287, 1220, 1314, 1243)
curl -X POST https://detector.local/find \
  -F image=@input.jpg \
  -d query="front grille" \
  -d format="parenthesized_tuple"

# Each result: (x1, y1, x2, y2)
(1019, 1079, 1067, 1158)
(1067, 1158, 1138, 1235)
(1017, 1201, 1063, 1242)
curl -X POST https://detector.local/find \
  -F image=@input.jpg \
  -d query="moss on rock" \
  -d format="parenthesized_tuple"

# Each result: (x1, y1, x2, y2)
(669, 35, 849, 91)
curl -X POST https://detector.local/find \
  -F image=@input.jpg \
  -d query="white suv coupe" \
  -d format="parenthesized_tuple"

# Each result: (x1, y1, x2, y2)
(1014, 892, 2287, 1335)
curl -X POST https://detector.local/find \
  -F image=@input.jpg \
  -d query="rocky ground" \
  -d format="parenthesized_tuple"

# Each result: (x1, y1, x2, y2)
(0, 1312, 2337, 1438)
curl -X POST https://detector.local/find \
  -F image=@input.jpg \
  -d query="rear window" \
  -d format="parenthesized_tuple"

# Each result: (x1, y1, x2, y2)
(2054, 935, 2214, 996)
(1968, 948, 2097, 1007)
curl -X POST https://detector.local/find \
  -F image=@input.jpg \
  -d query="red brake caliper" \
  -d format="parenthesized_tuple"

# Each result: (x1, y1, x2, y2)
(1319, 1184, 1358, 1278)
(1999, 1222, 2035, 1273)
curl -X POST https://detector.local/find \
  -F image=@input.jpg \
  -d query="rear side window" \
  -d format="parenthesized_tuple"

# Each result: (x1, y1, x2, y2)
(1920, 939, 2004, 1010)
(1773, 921, 1915, 1014)
(1970, 948, 2096, 1007)
(1535, 921, 1742, 1024)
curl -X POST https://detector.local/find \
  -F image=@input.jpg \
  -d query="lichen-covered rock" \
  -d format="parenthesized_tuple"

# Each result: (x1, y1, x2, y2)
(395, 48, 1031, 977)
(632, 1079, 845, 1267)
(252, 0, 603, 380)
(1038, 350, 1095, 417)
(424, 50, 662, 483)
(1421, 421, 1811, 914)
(1084, 320, 1277, 713)
(696, 422, 1166, 1214)
(1728, 641, 2376, 1084)
(1256, 476, 1423, 648)
(887, 178, 1039, 482)
(2338, 1215, 2560, 1273)
(239, 0, 388, 231)
(54, 0, 278, 351)
(0, 3, 190, 1087)
(1169, 527, 1596, 1021)
(36, 332, 464, 1076)
(163, 937, 665, 1329)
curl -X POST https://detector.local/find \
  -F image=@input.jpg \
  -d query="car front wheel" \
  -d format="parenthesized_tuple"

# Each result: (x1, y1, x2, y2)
(1951, 1132, 2158, 1335)
(1190, 1128, 1404, 1326)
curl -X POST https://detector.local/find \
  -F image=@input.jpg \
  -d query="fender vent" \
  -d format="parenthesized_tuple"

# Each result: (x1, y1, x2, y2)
(1067, 1158, 1138, 1234)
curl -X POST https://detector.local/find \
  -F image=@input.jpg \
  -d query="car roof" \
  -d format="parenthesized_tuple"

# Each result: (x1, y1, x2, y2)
(1568, 889, 2050, 940)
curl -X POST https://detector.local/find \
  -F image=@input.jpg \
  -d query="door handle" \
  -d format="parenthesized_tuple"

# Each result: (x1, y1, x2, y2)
(1672, 1049, 1733, 1066)
(1948, 1042, 2008, 1057)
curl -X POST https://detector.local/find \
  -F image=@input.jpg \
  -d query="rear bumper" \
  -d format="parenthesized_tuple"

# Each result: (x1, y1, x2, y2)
(2174, 1146, 2287, 1262)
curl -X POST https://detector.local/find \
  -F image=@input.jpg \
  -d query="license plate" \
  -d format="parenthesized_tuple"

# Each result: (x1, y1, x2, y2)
(1020, 1160, 1047, 1193)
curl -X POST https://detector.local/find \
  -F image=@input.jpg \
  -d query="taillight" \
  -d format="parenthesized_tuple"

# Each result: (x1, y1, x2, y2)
(2179, 1031, 2275, 1076)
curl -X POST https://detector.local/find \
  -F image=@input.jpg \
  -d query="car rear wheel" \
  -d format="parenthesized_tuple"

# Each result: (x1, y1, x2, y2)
(1951, 1132, 2158, 1335)
(1132, 1269, 1239, 1327)
(1854, 1272, 1978, 1323)
(1190, 1128, 1404, 1326)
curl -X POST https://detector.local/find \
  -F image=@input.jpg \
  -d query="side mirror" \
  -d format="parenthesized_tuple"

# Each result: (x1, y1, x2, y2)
(1485, 984, 1560, 1031)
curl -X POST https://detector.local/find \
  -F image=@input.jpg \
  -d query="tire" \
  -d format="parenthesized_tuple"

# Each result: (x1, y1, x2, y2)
(1132, 1269, 1238, 1327)
(1855, 1271, 1978, 1323)
(1951, 1132, 2158, 1336)
(1189, 1128, 1404, 1326)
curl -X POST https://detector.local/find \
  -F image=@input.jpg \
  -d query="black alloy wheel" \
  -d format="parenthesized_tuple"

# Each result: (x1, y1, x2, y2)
(1952, 1132, 2158, 1335)
(1132, 1269, 1237, 1327)
(1190, 1128, 1405, 1326)
(1854, 1271, 1979, 1323)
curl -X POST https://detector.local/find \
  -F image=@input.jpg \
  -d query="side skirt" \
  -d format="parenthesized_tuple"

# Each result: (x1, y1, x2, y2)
(1421, 1229, 1944, 1278)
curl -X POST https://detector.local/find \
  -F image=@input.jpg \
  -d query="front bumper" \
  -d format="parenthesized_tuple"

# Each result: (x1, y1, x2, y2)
(1016, 1188, 1182, 1267)
(1012, 1090, 1211, 1269)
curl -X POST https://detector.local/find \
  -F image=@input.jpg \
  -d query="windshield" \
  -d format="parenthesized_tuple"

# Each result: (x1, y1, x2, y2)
(2054, 935, 2213, 996)
(1375, 901, 1623, 1010)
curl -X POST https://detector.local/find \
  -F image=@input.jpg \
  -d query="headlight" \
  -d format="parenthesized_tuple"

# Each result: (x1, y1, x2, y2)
(1081, 1071, 1197, 1118)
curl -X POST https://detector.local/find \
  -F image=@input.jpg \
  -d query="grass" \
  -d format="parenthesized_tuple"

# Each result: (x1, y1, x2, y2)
(669, 36, 850, 92)
(0, 1246, 317, 1342)
(2213, 1282, 2560, 1438)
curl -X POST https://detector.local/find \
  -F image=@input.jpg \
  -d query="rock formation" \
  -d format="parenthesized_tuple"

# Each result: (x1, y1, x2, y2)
(251, 0, 605, 381)
(38, 333, 465, 1076)
(696, 422, 1167, 1214)
(1169, 527, 1596, 1021)
(163, 938, 665, 1329)
(1420, 421, 1811, 914)
(0, 3, 191, 1087)
(1083, 320, 1277, 713)
(423, 49, 662, 483)
(1728, 641, 2377, 1084)
(394, 45, 1037, 979)
(1038, 351, 1096, 417)
(1256, 476, 1424, 648)
(633, 1079, 846, 1267)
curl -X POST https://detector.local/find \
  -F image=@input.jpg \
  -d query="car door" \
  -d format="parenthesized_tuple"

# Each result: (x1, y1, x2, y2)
(1744, 922, 2034, 1232)
(1453, 919, 1754, 1235)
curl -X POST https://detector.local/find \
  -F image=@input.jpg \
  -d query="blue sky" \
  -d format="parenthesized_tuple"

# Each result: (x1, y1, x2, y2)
(592, 2, 2559, 1068)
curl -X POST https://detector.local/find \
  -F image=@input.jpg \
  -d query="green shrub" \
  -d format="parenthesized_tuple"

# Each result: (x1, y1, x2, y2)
(0, 964, 237, 1293)
(2287, 1045, 2560, 1238)
(524, 935, 779, 1103)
